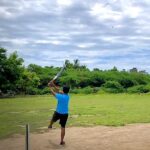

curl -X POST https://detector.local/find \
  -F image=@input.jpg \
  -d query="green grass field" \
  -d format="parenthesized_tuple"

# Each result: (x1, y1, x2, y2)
(0, 94, 150, 139)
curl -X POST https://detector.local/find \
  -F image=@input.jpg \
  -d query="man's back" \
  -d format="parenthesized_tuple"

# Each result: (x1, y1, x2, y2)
(55, 93, 70, 114)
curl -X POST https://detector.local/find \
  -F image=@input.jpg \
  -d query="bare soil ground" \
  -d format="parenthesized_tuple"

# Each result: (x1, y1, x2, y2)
(1, 124, 150, 150)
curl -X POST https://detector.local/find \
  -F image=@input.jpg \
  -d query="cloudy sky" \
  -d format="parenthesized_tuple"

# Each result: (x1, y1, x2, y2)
(0, 0, 150, 71)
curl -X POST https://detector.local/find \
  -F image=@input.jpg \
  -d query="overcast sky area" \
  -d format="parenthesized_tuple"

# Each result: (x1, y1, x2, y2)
(0, 0, 150, 71)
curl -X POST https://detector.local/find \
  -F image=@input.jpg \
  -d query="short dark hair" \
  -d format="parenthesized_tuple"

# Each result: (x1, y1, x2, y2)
(63, 85, 70, 94)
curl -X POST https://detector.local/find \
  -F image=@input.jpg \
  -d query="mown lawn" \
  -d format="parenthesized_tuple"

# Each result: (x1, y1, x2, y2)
(0, 94, 150, 139)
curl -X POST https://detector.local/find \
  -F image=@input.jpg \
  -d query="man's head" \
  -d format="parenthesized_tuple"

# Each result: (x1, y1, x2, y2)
(63, 85, 70, 94)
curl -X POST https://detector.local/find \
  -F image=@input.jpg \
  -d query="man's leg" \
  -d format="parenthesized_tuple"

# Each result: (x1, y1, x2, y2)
(60, 114, 68, 145)
(48, 118, 54, 128)
(60, 127, 65, 145)
(48, 111, 58, 128)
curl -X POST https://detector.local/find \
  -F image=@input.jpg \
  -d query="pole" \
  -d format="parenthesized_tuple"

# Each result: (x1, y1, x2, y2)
(25, 124, 29, 150)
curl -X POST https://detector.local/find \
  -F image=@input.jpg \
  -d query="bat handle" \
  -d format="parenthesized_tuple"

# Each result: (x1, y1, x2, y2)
(48, 80, 55, 87)
(53, 76, 57, 80)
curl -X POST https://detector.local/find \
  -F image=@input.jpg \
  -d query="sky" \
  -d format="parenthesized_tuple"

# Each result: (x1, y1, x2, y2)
(0, 0, 150, 72)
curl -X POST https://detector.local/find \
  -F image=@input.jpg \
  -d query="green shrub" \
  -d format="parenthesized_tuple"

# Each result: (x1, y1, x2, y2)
(81, 87, 94, 94)
(119, 78, 137, 88)
(25, 87, 51, 95)
(40, 87, 50, 94)
(102, 81, 124, 93)
(70, 88, 78, 94)
(25, 87, 40, 95)
(71, 87, 94, 94)
(93, 87, 100, 93)
(127, 85, 150, 93)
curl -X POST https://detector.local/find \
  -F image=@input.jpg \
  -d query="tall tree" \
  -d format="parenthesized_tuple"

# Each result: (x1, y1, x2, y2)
(73, 59, 80, 68)
(0, 48, 7, 92)
(0, 49, 24, 93)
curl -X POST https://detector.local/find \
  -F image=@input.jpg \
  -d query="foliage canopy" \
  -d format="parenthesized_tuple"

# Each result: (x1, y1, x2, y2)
(1, 48, 150, 95)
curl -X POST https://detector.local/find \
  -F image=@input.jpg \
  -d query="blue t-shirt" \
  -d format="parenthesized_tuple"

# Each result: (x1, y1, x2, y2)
(55, 93, 70, 114)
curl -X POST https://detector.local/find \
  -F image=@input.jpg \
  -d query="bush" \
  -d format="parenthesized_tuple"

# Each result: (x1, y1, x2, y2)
(93, 87, 100, 93)
(102, 81, 124, 93)
(25, 87, 40, 95)
(119, 78, 137, 88)
(40, 87, 50, 94)
(127, 85, 150, 93)
(71, 87, 94, 94)
(70, 88, 78, 94)
(81, 87, 94, 94)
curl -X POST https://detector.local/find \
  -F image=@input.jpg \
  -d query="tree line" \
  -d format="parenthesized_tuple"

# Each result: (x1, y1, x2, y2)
(1, 47, 150, 96)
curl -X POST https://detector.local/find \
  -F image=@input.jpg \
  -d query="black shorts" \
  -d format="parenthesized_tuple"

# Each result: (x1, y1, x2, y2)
(51, 111, 68, 128)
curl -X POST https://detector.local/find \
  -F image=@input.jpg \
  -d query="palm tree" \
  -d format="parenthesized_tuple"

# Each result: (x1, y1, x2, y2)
(73, 59, 80, 69)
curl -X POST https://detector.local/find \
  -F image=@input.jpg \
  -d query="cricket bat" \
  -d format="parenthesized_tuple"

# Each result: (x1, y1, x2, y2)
(53, 63, 66, 80)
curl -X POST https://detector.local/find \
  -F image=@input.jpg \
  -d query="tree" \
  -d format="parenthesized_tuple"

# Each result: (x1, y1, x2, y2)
(130, 67, 138, 73)
(1, 47, 150, 95)
(65, 60, 73, 68)
(0, 49, 24, 93)
(93, 68, 100, 71)
(17, 70, 40, 94)
(111, 66, 118, 72)
(27, 64, 42, 73)
(73, 59, 80, 68)
(0, 48, 7, 91)
(139, 70, 147, 74)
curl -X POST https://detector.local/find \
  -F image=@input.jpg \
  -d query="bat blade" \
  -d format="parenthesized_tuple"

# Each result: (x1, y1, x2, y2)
(53, 64, 66, 80)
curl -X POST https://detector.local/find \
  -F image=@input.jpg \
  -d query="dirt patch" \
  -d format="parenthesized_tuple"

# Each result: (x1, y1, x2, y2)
(1, 124, 150, 150)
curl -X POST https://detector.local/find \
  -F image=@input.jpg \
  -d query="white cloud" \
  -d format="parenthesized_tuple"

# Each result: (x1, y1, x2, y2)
(90, 3, 122, 21)
(35, 40, 65, 45)
(0, 0, 150, 72)
(77, 43, 96, 48)
(0, 38, 29, 45)
(57, 0, 72, 7)
(120, 0, 143, 18)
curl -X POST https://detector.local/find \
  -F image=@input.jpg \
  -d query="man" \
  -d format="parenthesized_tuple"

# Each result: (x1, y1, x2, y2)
(48, 80, 70, 145)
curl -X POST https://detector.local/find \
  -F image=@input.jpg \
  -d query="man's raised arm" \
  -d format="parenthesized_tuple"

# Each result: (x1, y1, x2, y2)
(48, 80, 63, 93)
(48, 81, 56, 96)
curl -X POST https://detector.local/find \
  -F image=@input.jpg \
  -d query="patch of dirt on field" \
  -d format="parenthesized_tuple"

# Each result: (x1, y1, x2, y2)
(1, 124, 150, 150)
